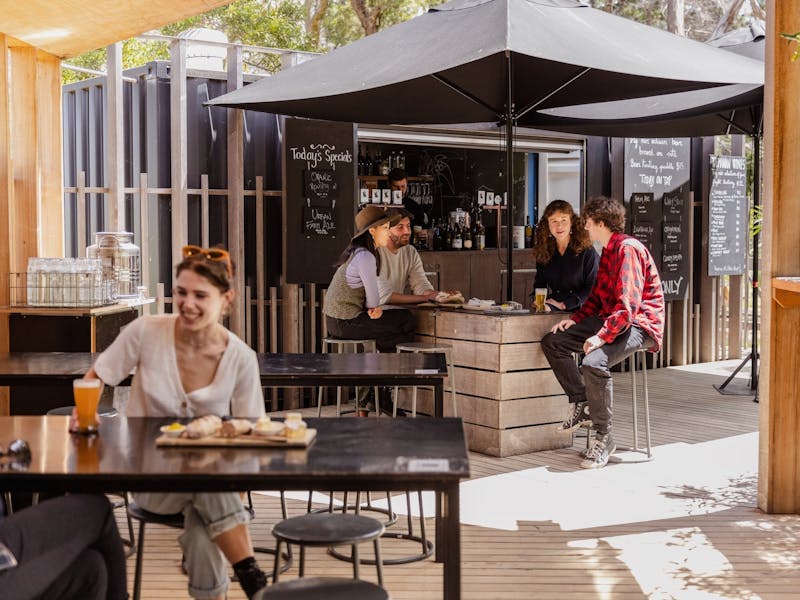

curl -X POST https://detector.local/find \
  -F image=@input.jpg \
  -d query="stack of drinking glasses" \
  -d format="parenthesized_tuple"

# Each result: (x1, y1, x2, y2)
(22, 257, 113, 307)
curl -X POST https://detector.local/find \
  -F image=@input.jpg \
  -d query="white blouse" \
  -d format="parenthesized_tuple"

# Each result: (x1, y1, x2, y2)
(93, 314, 264, 418)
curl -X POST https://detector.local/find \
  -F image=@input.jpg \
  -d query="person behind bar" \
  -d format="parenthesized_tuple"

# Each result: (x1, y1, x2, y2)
(531, 199, 598, 312)
(541, 196, 664, 469)
(0, 494, 127, 600)
(377, 207, 439, 307)
(389, 168, 427, 227)
(83, 246, 268, 600)
(323, 205, 416, 353)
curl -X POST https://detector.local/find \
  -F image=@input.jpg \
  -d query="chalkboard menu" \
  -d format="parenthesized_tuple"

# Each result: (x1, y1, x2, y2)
(624, 138, 691, 301)
(283, 118, 356, 284)
(708, 155, 748, 276)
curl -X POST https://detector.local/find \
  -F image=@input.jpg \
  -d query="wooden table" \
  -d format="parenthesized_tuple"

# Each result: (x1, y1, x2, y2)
(0, 415, 470, 600)
(0, 352, 448, 417)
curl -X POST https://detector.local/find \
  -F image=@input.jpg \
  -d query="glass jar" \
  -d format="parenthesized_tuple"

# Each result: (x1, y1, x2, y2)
(86, 232, 141, 300)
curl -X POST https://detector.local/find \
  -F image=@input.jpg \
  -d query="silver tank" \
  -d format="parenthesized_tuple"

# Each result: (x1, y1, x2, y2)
(86, 232, 141, 299)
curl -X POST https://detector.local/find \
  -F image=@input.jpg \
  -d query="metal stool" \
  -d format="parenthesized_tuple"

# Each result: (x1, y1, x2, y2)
(308, 490, 397, 528)
(127, 502, 186, 600)
(394, 342, 457, 417)
(317, 338, 379, 416)
(580, 348, 652, 460)
(271, 513, 385, 587)
(46, 405, 133, 556)
(255, 577, 388, 599)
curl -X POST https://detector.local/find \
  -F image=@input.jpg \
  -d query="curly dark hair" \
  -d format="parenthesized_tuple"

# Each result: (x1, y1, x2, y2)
(582, 196, 626, 233)
(532, 200, 592, 264)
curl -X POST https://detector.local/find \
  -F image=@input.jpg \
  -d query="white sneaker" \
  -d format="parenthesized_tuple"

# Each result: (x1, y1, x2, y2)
(580, 433, 616, 469)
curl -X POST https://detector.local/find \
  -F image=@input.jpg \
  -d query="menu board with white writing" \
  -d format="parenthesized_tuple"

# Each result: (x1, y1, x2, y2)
(284, 118, 356, 284)
(708, 155, 748, 276)
(624, 138, 691, 301)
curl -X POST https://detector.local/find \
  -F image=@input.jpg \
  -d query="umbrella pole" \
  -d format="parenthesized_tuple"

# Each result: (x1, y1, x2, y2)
(505, 51, 514, 302)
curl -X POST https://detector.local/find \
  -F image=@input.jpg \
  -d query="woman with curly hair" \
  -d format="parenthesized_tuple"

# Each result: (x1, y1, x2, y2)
(531, 199, 599, 312)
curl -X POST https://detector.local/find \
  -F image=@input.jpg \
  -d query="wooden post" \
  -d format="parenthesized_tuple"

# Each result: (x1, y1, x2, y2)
(256, 177, 266, 353)
(170, 39, 188, 276)
(282, 281, 301, 408)
(0, 34, 11, 415)
(760, 1, 800, 513)
(227, 45, 245, 338)
(107, 42, 125, 230)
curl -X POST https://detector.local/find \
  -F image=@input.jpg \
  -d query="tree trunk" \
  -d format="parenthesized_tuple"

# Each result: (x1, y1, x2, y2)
(350, 0, 382, 36)
(749, 0, 766, 21)
(667, 0, 685, 36)
(709, 0, 746, 40)
(305, 0, 329, 46)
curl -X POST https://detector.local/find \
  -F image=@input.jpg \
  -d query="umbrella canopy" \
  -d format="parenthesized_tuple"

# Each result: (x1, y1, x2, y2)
(208, 0, 763, 123)
(528, 21, 765, 137)
(208, 0, 764, 300)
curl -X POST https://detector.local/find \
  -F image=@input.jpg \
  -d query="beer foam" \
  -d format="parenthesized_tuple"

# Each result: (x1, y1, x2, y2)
(73, 379, 101, 388)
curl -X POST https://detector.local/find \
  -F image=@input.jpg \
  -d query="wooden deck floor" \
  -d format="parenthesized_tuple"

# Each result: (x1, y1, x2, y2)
(120, 361, 800, 599)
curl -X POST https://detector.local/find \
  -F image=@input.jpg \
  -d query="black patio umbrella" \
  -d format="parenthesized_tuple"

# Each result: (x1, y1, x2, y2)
(528, 21, 765, 137)
(208, 0, 764, 300)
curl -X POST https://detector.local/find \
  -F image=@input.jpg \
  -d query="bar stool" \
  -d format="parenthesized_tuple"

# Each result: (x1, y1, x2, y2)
(271, 512, 385, 587)
(255, 577, 388, 599)
(393, 342, 456, 417)
(579, 348, 653, 460)
(317, 338, 379, 416)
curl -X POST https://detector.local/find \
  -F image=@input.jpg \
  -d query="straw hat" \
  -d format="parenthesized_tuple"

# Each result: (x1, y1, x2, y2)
(352, 205, 390, 240)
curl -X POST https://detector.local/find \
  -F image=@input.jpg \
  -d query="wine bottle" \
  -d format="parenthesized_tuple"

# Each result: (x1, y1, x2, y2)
(525, 215, 533, 248)
(477, 221, 486, 250)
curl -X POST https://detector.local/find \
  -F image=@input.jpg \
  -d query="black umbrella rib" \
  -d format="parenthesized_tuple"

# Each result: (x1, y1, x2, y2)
(430, 73, 503, 120)
(516, 66, 592, 121)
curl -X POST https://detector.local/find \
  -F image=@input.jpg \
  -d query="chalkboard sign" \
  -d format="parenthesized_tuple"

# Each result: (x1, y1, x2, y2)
(304, 169, 339, 203)
(708, 155, 748, 276)
(624, 138, 691, 301)
(283, 118, 356, 284)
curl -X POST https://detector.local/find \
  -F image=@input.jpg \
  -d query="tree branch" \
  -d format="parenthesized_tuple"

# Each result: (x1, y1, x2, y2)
(708, 0, 746, 40)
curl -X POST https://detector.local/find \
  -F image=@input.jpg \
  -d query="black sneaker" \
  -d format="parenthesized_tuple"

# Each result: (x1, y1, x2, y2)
(558, 401, 591, 432)
(580, 433, 616, 469)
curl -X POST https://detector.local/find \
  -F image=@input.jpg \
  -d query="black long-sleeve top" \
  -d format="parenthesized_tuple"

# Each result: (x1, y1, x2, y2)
(533, 246, 599, 312)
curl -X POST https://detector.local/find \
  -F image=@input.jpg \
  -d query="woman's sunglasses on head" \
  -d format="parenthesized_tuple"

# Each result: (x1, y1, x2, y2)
(182, 245, 233, 278)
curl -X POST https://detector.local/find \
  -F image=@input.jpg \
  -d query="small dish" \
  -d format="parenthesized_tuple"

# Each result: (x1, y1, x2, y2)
(160, 423, 186, 438)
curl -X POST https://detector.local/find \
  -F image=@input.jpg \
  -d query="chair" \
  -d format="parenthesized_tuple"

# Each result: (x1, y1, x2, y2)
(256, 577, 388, 599)
(271, 512, 385, 586)
(393, 342, 457, 417)
(129, 492, 292, 600)
(317, 338, 379, 416)
(579, 348, 653, 460)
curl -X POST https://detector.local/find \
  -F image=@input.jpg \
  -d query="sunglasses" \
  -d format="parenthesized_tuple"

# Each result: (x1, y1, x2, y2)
(0, 439, 31, 471)
(182, 245, 233, 279)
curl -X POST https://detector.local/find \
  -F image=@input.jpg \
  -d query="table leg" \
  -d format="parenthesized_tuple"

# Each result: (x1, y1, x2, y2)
(443, 482, 461, 600)
(435, 490, 443, 563)
(434, 380, 444, 418)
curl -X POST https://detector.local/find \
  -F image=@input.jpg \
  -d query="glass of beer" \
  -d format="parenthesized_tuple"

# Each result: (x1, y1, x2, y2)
(73, 379, 102, 434)
(534, 287, 548, 313)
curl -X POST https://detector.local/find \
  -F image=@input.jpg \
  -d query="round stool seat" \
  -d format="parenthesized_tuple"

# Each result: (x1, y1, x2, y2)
(256, 577, 389, 600)
(46, 405, 118, 417)
(127, 502, 184, 528)
(272, 513, 384, 546)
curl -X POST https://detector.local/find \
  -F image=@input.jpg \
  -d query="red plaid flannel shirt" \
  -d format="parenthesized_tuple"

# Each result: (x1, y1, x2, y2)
(572, 233, 665, 351)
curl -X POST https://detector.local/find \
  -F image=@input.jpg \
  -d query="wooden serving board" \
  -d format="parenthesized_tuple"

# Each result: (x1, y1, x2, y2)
(156, 429, 317, 448)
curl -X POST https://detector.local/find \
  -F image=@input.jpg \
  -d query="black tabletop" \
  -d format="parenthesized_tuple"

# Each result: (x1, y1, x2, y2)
(0, 352, 98, 382)
(0, 416, 470, 494)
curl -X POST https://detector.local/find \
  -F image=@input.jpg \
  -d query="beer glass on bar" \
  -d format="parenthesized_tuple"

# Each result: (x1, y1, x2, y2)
(534, 287, 548, 313)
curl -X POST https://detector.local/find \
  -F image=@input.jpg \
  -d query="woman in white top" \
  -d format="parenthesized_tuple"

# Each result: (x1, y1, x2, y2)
(84, 246, 267, 600)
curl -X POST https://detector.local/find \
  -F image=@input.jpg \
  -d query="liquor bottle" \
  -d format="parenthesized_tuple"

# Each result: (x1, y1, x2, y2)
(388, 150, 396, 171)
(452, 222, 463, 250)
(398, 150, 406, 170)
(444, 222, 453, 251)
(364, 148, 372, 176)
(477, 221, 486, 250)
(463, 222, 473, 250)
(524, 215, 533, 248)
(379, 151, 389, 176)
(357, 145, 363, 175)
(433, 220, 443, 251)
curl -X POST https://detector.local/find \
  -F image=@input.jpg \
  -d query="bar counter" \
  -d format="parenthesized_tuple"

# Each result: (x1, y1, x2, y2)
(412, 306, 572, 457)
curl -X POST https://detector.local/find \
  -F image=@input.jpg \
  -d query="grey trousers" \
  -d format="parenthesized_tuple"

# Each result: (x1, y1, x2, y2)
(541, 316, 654, 434)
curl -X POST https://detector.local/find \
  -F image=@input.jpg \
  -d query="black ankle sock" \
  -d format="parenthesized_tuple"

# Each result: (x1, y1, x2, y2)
(233, 557, 267, 598)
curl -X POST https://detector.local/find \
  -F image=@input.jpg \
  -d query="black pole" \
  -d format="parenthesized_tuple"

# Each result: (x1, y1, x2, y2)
(750, 133, 760, 394)
(505, 51, 514, 302)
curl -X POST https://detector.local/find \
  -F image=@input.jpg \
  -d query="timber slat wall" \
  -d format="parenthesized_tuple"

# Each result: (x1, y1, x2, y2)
(117, 365, 797, 599)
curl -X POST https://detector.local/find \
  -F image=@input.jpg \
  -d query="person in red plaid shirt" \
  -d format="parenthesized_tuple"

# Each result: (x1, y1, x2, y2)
(541, 196, 665, 469)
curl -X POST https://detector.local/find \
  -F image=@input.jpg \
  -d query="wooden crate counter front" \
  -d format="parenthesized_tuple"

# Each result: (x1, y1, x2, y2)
(409, 308, 572, 457)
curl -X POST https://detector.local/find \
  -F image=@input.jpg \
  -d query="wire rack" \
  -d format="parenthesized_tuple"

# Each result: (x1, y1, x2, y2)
(6, 271, 115, 308)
